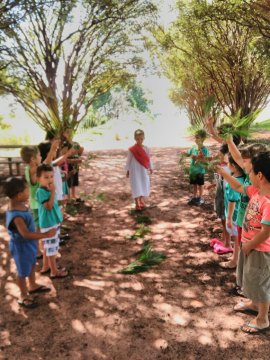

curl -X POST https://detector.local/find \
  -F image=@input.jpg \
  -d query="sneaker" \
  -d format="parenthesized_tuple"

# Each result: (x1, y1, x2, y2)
(188, 197, 197, 205)
(197, 197, 204, 205)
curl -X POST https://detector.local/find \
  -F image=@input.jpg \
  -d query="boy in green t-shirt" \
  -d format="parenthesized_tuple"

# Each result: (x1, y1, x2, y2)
(186, 130, 210, 205)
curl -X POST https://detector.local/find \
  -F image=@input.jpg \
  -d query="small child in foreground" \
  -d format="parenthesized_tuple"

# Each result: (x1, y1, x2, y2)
(5, 177, 55, 308)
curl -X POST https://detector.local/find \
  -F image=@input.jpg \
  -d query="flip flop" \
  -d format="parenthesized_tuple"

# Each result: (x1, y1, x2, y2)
(50, 270, 69, 279)
(213, 244, 233, 254)
(210, 238, 223, 248)
(29, 285, 51, 294)
(18, 298, 38, 309)
(233, 302, 258, 315)
(40, 268, 50, 275)
(241, 321, 269, 334)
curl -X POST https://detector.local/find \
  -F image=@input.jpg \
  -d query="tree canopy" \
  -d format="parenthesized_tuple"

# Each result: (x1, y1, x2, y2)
(0, 0, 156, 135)
(151, 0, 270, 127)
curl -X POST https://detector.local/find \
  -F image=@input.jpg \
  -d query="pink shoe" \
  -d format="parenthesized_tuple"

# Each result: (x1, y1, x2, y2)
(210, 238, 224, 248)
(214, 244, 233, 255)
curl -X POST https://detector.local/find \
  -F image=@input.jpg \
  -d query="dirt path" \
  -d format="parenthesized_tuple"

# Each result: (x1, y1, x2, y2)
(0, 147, 269, 360)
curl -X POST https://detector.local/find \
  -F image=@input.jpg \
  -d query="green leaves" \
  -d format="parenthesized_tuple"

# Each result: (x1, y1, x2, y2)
(119, 241, 166, 274)
(126, 224, 151, 240)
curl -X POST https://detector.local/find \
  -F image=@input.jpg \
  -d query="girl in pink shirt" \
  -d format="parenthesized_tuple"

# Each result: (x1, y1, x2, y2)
(219, 151, 270, 334)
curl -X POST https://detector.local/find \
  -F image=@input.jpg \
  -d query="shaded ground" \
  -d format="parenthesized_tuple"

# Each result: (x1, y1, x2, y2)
(0, 147, 269, 360)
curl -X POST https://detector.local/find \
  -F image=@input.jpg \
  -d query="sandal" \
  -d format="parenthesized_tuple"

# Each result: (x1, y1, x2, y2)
(241, 321, 269, 334)
(233, 302, 258, 315)
(210, 238, 223, 248)
(213, 244, 233, 254)
(40, 268, 50, 275)
(29, 285, 51, 294)
(50, 269, 69, 279)
(18, 298, 38, 309)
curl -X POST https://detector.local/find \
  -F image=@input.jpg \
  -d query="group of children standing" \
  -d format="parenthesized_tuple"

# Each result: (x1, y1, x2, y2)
(185, 121, 270, 334)
(3, 124, 270, 334)
(4, 129, 83, 308)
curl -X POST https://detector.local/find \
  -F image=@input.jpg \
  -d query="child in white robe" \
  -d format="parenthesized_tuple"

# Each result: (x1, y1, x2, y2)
(126, 129, 153, 210)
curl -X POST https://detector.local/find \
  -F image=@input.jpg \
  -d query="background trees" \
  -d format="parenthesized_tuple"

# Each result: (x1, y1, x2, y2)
(152, 0, 270, 128)
(0, 0, 156, 136)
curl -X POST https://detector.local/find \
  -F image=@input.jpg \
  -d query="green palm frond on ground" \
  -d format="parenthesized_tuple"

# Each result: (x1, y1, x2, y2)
(126, 224, 151, 240)
(135, 215, 152, 224)
(119, 241, 166, 274)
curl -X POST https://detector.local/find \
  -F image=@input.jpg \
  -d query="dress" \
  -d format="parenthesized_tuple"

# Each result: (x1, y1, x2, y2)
(237, 185, 270, 301)
(126, 146, 151, 199)
(6, 210, 38, 277)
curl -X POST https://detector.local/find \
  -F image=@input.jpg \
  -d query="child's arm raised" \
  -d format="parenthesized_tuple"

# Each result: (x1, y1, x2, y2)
(217, 167, 245, 194)
(53, 147, 77, 166)
(13, 218, 56, 240)
(227, 137, 244, 169)
(43, 139, 60, 164)
(206, 116, 223, 144)
(242, 224, 270, 256)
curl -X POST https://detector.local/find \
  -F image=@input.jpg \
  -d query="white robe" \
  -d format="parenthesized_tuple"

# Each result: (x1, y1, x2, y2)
(126, 146, 151, 199)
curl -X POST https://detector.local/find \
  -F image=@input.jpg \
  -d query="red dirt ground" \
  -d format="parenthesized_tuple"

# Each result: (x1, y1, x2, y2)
(0, 147, 269, 360)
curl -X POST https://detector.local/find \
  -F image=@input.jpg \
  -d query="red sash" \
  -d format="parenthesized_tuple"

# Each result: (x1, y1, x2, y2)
(129, 144, 150, 169)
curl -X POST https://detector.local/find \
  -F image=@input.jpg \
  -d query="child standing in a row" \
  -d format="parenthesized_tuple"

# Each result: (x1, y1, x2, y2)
(186, 130, 210, 206)
(5, 178, 55, 308)
(218, 152, 270, 334)
(36, 164, 68, 278)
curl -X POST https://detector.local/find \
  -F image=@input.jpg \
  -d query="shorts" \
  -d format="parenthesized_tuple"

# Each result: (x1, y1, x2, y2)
(67, 164, 79, 187)
(237, 247, 270, 302)
(40, 224, 60, 256)
(10, 240, 38, 277)
(189, 173, 204, 186)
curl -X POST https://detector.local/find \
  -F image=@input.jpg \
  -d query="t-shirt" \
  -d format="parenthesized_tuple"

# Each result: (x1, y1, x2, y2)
(25, 166, 39, 210)
(236, 173, 251, 227)
(36, 187, 63, 228)
(241, 185, 270, 252)
(186, 146, 209, 175)
(224, 175, 246, 223)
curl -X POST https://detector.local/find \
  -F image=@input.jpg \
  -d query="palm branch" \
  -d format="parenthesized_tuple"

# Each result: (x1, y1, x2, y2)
(119, 241, 166, 274)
